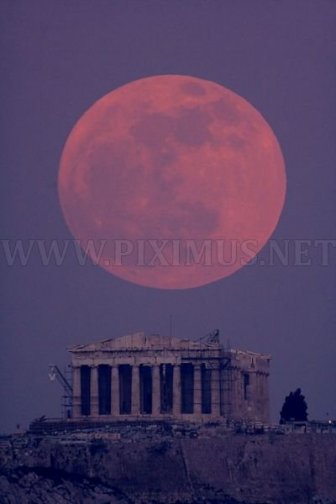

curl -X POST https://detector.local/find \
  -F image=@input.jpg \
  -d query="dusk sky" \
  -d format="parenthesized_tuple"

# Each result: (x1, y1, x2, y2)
(1, 0, 335, 433)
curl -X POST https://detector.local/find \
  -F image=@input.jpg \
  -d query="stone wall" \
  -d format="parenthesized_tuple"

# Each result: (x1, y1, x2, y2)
(0, 427, 335, 503)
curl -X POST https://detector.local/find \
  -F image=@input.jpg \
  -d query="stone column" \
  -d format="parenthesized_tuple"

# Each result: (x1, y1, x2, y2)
(152, 365, 161, 416)
(263, 373, 270, 423)
(111, 365, 119, 416)
(231, 368, 240, 419)
(211, 365, 221, 417)
(131, 365, 140, 416)
(193, 364, 202, 415)
(90, 365, 99, 417)
(72, 366, 81, 419)
(172, 364, 181, 416)
(247, 371, 256, 420)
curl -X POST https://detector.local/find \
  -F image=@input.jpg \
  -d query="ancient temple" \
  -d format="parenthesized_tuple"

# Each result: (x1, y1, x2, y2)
(69, 332, 270, 423)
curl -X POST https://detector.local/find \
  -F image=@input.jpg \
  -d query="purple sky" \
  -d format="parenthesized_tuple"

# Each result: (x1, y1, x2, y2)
(1, 0, 335, 432)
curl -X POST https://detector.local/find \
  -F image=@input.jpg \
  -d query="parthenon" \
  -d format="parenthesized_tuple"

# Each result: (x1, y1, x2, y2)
(69, 332, 270, 423)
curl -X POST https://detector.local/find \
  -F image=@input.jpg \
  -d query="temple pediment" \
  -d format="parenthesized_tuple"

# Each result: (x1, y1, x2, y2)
(69, 331, 221, 353)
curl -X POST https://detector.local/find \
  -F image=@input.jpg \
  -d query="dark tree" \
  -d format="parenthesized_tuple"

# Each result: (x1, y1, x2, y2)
(280, 388, 308, 423)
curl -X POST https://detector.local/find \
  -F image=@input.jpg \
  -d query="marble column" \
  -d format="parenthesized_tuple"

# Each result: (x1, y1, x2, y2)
(72, 366, 81, 418)
(111, 365, 119, 416)
(152, 365, 161, 416)
(263, 373, 270, 423)
(247, 371, 256, 419)
(131, 365, 140, 415)
(211, 365, 221, 417)
(193, 364, 202, 415)
(172, 364, 181, 416)
(90, 365, 99, 417)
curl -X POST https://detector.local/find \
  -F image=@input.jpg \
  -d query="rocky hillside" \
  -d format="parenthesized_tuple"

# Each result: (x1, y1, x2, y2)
(0, 424, 335, 504)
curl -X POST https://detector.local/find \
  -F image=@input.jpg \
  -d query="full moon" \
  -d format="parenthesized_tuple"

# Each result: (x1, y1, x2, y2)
(58, 75, 286, 289)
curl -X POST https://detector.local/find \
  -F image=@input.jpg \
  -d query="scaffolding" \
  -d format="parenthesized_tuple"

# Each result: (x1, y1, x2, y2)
(178, 331, 237, 419)
(48, 364, 73, 419)
(220, 354, 233, 418)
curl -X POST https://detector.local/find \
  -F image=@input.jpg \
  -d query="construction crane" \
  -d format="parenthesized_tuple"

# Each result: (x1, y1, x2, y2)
(200, 329, 220, 344)
(48, 364, 73, 419)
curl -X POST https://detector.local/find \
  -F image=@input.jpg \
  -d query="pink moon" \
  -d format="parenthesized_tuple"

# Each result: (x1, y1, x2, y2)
(58, 75, 286, 289)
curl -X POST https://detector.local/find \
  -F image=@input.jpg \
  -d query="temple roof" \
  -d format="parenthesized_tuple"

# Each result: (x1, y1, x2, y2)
(68, 331, 222, 353)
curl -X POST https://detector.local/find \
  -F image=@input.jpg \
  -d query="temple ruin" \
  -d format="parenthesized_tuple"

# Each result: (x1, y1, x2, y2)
(69, 332, 270, 423)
